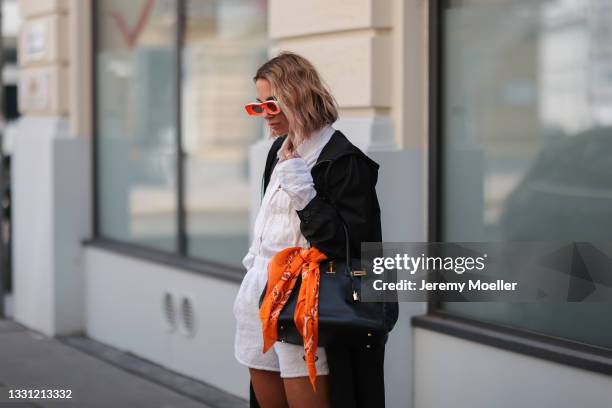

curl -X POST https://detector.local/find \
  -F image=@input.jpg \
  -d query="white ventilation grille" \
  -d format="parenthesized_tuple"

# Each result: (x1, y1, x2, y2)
(179, 295, 197, 337)
(162, 291, 177, 332)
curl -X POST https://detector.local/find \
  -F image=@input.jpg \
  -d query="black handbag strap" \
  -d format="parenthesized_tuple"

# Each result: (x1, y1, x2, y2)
(322, 159, 352, 261)
(320, 160, 360, 302)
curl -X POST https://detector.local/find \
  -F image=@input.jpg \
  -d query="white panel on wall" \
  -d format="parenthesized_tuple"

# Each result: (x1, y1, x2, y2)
(84, 247, 250, 399)
(19, 66, 69, 115)
(414, 328, 612, 408)
(12, 117, 56, 335)
(19, 14, 68, 65)
(13, 116, 87, 336)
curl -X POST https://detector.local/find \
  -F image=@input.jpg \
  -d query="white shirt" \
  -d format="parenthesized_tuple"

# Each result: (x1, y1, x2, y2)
(233, 125, 335, 367)
(241, 125, 335, 270)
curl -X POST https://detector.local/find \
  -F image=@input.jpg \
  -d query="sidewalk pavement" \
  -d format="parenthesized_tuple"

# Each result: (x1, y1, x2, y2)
(0, 319, 248, 408)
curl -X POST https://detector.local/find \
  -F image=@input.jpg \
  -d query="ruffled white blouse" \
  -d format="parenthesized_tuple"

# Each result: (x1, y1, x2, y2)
(241, 125, 335, 270)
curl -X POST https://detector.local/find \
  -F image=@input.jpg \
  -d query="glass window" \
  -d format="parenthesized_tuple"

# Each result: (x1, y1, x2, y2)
(182, 0, 269, 266)
(439, 0, 612, 348)
(96, 0, 178, 251)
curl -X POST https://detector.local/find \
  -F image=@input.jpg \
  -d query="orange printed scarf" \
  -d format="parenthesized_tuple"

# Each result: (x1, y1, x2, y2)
(259, 246, 328, 392)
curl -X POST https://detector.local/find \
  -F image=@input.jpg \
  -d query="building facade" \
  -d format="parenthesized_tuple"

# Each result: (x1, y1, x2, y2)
(11, 0, 612, 406)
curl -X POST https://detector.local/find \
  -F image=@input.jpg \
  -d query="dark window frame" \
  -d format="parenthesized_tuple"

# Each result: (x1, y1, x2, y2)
(418, 0, 612, 377)
(86, 0, 245, 283)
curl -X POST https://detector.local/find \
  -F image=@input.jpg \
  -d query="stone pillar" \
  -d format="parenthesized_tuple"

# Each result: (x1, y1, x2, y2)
(13, 0, 91, 336)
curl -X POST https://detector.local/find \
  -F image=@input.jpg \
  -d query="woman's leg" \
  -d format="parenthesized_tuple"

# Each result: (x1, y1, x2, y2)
(283, 375, 331, 408)
(250, 368, 289, 408)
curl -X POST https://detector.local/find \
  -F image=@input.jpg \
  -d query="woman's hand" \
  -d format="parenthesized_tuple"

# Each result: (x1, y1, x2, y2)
(278, 148, 300, 161)
(278, 138, 301, 161)
(275, 152, 316, 211)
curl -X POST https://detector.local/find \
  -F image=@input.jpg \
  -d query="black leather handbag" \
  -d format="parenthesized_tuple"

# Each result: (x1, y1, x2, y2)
(258, 163, 397, 347)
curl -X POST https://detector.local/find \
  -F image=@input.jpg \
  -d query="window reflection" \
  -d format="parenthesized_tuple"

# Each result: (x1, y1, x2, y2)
(96, 0, 178, 251)
(440, 0, 612, 348)
(443, 0, 612, 242)
(183, 0, 269, 266)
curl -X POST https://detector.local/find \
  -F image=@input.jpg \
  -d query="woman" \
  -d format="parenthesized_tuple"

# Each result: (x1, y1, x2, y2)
(233, 52, 395, 408)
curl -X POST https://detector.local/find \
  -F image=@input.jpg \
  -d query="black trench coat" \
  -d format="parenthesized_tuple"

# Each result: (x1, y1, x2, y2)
(249, 130, 398, 408)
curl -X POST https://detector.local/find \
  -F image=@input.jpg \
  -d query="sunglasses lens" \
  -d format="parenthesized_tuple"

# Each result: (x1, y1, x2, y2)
(245, 100, 280, 116)
(265, 101, 280, 114)
(245, 104, 263, 116)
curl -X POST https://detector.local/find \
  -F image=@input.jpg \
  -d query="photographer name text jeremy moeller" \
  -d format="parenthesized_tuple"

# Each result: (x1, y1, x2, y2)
(373, 279, 518, 292)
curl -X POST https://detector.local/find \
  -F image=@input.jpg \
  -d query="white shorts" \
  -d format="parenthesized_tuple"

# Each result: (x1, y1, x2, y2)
(233, 255, 330, 378)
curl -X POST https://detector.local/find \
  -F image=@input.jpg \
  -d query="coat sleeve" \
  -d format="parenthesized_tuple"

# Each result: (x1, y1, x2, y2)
(296, 154, 378, 260)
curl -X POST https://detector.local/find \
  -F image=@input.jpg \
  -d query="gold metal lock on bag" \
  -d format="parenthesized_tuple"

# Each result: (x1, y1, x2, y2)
(350, 269, 366, 277)
(326, 260, 336, 274)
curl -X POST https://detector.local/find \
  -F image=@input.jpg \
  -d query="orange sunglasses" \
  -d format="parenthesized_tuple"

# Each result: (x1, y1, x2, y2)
(244, 100, 281, 116)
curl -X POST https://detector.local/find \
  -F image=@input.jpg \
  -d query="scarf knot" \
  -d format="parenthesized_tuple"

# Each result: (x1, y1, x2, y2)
(259, 246, 327, 391)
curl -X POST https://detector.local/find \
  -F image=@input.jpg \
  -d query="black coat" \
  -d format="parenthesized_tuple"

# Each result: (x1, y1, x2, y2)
(249, 130, 397, 408)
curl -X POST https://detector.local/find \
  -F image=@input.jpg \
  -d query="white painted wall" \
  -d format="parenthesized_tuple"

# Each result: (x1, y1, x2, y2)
(372, 148, 428, 408)
(14, 0, 92, 337)
(414, 328, 612, 408)
(13, 117, 90, 336)
(12, 118, 56, 335)
(84, 246, 251, 399)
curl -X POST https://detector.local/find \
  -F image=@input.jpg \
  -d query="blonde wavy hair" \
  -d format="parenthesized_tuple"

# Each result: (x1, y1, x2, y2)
(253, 51, 338, 145)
